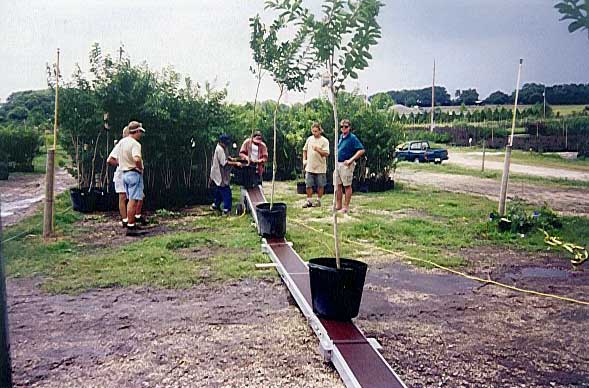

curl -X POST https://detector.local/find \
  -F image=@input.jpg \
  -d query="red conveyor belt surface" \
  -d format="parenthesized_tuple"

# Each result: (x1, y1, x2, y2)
(266, 238, 405, 388)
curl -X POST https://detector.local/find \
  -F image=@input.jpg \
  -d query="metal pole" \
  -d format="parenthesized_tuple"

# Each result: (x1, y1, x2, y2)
(498, 58, 523, 216)
(0, 203, 14, 388)
(430, 59, 435, 132)
(481, 140, 486, 172)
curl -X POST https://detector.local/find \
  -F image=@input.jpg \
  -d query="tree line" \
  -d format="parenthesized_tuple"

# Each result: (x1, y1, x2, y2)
(372, 83, 589, 107)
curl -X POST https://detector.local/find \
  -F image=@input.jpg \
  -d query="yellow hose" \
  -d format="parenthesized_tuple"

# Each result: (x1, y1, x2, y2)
(290, 218, 589, 306)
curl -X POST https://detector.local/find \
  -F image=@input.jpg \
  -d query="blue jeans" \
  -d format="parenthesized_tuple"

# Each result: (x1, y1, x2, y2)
(213, 184, 232, 212)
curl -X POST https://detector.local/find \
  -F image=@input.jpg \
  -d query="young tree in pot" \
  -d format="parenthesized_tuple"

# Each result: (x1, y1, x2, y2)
(310, 0, 384, 270)
(250, 2, 316, 238)
(297, 0, 383, 320)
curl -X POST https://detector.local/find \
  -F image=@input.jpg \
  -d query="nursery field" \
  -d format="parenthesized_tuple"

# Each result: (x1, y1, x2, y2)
(4, 178, 589, 387)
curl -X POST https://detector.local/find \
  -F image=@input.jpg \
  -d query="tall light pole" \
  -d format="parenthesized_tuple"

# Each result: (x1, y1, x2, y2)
(430, 59, 435, 132)
(498, 59, 523, 216)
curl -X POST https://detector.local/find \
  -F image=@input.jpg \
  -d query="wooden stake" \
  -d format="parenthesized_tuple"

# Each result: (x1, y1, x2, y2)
(481, 140, 486, 172)
(44, 48, 60, 238)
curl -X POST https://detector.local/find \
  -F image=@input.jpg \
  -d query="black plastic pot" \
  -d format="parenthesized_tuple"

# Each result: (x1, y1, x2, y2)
(367, 177, 395, 192)
(498, 218, 512, 233)
(94, 189, 118, 212)
(70, 187, 96, 213)
(234, 165, 259, 188)
(296, 182, 306, 194)
(308, 257, 368, 321)
(296, 182, 334, 195)
(0, 163, 9, 180)
(255, 202, 287, 238)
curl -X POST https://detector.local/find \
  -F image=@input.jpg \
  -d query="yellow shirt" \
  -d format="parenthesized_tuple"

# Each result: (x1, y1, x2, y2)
(117, 137, 143, 171)
(303, 135, 329, 174)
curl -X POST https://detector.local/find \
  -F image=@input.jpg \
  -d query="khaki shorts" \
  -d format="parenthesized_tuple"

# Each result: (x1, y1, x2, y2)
(334, 161, 355, 187)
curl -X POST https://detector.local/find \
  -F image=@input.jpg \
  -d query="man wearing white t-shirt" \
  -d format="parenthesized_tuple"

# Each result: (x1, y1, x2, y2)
(302, 122, 330, 208)
(107, 126, 130, 226)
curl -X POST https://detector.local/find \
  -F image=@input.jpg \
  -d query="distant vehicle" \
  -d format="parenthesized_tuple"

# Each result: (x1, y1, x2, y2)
(394, 141, 448, 164)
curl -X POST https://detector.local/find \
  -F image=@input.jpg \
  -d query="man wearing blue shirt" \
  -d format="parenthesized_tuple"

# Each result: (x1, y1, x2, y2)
(335, 119, 365, 213)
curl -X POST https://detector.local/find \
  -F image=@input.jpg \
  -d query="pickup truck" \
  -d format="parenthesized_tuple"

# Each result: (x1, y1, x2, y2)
(394, 141, 448, 164)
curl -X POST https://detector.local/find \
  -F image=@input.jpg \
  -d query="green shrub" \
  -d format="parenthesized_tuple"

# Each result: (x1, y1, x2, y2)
(0, 124, 42, 171)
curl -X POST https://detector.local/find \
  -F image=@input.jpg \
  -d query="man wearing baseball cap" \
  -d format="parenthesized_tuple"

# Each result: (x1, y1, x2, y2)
(210, 134, 242, 215)
(119, 121, 146, 236)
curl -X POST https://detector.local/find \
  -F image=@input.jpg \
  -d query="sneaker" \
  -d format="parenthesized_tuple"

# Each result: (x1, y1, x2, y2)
(210, 204, 219, 211)
(125, 225, 142, 237)
(222, 209, 231, 216)
(135, 215, 148, 226)
(302, 200, 313, 208)
(121, 219, 128, 228)
(314, 199, 321, 207)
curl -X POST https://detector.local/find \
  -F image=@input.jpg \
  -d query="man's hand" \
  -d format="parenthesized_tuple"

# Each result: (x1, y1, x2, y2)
(344, 159, 353, 167)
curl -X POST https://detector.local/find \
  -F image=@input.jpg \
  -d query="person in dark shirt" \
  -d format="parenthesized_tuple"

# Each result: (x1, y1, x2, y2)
(335, 119, 365, 213)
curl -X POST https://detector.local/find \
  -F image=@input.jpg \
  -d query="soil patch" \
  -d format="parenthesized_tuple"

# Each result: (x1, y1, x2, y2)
(356, 248, 589, 387)
(8, 277, 342, 388)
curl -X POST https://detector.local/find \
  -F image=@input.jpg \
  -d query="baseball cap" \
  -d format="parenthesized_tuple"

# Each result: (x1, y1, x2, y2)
(219, 134, 232, 146)
(128, 121, 146, 133)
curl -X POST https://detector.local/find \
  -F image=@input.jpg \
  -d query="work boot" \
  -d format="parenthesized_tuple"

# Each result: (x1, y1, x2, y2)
(314, 199, 321, 207)
(121, 219, 128, 228)
(210, 204, 219, 211)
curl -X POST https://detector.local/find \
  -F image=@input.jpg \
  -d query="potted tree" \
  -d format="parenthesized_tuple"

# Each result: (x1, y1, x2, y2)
(250, 4, 316, 238)
(270, 0, 383, 320)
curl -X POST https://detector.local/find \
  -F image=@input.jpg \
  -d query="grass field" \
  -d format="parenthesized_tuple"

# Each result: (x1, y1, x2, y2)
(4, 181, 588, 294)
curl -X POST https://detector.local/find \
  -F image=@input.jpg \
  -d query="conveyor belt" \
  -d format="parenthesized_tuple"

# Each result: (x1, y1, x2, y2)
(245, 187, 407, 388)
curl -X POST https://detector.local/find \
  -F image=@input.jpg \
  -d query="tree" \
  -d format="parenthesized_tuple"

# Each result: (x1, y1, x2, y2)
(370, 92, 394, 110)
(455, 88, 479, 105)
(251, 2, 316, 206)
(555, 0, 589, 39)
(484, 90, 510, 105)
(309, 0, 384, 267)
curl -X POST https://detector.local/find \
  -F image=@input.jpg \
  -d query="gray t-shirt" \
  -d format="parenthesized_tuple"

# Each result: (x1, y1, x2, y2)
(210, 144, 231, 186)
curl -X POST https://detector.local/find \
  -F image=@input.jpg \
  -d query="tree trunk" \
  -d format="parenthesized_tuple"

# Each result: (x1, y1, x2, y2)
(270, 85, 284, 209)
(328, 59, 341, 269)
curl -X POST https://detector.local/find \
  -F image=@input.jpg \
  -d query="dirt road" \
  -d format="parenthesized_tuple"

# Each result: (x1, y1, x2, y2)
(0, 170, 75, 227)
(448, 151, 589, 181)
(396, 168, 589, 216)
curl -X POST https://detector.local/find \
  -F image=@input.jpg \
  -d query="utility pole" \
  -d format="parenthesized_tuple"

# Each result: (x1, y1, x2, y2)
(0, 208, 13, 387)
(543, 86, 546, 119)
(43, 48, 60, 238)
(430, 59, 435, 132)
(498, 59, 523, 216)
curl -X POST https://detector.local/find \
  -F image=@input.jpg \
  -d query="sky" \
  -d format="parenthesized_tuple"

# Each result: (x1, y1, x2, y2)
(1, 0, 588, 104)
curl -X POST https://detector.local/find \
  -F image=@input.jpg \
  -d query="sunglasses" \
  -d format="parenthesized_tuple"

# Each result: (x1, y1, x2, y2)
(340, 125, 349, 128)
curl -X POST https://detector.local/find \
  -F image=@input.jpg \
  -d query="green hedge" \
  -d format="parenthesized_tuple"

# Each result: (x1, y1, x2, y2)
(0, 124, 42, 171)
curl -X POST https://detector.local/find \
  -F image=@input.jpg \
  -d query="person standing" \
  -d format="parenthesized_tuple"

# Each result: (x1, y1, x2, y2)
(302, 122, 330, 208)
(335, 119, 365, 214)
(118, 121, 146, 236)
(107, 126, 130, 227)
(210, 134, 242, 215)
(239, 130, 268, 185)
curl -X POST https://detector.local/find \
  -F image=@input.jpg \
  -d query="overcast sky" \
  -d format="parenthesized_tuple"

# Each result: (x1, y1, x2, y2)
(1, 0, 588, 104)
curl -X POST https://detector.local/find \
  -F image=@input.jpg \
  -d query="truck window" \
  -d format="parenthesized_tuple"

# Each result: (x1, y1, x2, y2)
(421, 142, 429, 150)
(409, 143, 420, 150)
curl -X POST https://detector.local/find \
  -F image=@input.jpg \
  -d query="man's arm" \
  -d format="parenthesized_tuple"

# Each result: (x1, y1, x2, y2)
(344, 149, 365, 166)
(107, 156, 118, 166)
(313, 145, 329, 157)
